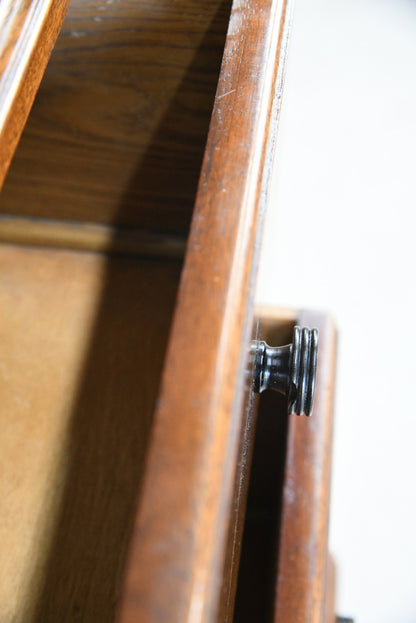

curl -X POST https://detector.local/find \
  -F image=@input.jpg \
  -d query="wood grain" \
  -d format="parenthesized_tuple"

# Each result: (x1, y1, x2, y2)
(0, 244, 180, 622)
(0, 0, 70, 187)
(1, 0, 231, 234)
(116, 1, 293, 621)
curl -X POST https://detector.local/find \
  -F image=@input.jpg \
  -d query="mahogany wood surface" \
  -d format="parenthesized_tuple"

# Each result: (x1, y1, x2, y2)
(116, 1, 293, 622)
(0, 244, 181, 622)
(0, 0, 70, 187)
(1, 0, 231, 234)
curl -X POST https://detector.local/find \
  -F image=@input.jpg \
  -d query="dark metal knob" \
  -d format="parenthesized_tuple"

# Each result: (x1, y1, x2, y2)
(252, 326, 318, 416)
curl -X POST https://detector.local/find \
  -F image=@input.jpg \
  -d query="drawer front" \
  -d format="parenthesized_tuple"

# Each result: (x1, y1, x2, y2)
(117, 1, 294, 621)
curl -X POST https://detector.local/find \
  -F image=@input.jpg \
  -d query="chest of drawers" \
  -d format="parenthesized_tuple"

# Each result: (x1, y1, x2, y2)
(0, 2, 337, 621)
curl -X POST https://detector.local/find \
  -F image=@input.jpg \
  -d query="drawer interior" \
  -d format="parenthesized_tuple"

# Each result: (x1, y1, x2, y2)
(0, 0, 232, 234)
(0, 244, 181, 622)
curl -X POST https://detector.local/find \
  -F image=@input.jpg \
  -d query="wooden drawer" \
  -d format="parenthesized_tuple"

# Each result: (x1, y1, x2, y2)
(0, 1, 337, 622)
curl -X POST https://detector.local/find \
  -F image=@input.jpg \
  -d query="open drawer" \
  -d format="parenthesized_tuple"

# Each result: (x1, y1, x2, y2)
(0, 1, 337, 622)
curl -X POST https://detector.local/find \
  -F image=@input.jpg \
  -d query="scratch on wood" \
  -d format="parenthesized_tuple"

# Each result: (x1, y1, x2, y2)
(217, 89, 236, 100)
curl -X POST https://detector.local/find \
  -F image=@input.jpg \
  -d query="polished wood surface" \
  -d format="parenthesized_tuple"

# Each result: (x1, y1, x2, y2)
(0, 244, 180, 622)
(117, 1, 293, 621)
(1, 0, 231, 234)
(0, 0, 70, 187)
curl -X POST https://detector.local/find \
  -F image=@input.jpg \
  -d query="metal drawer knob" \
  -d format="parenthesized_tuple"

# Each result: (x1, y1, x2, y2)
(252, 326, 318, 416)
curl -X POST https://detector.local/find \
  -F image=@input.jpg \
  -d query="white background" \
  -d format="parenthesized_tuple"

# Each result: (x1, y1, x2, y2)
(256, 0, 416, 621)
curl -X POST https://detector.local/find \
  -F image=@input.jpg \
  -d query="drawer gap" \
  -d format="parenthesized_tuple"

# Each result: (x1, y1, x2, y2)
(232, 390, 289, 623)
